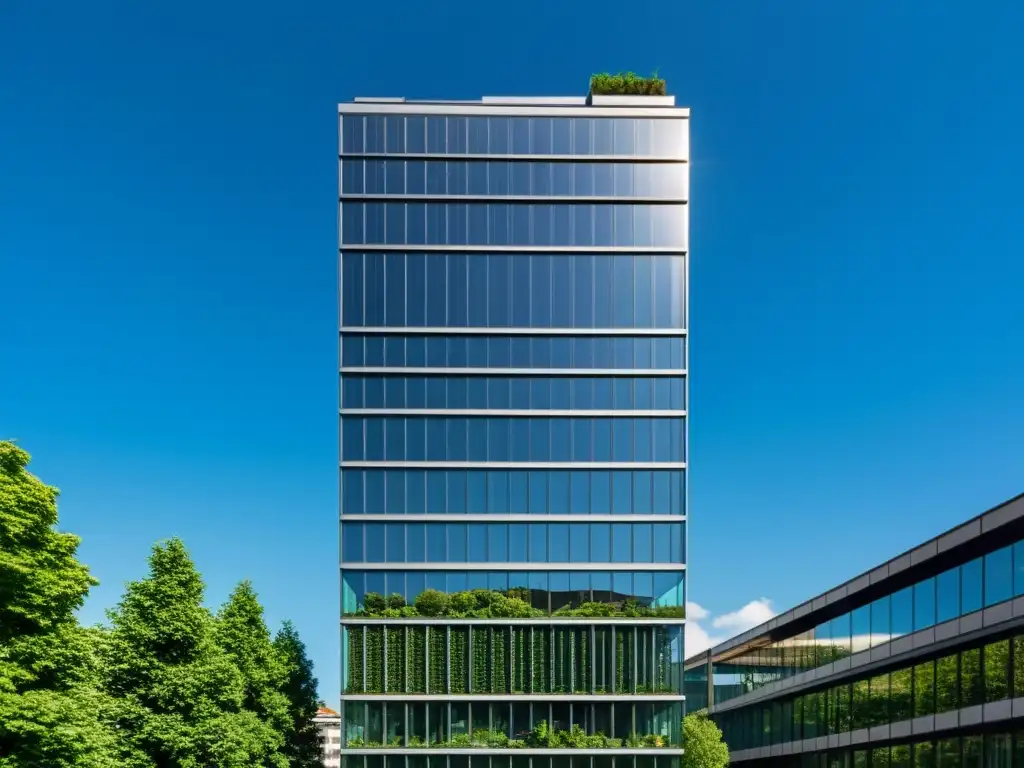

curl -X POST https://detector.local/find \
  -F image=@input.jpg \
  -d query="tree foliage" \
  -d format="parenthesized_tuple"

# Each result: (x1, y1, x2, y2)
(274, 621, 323, 768)
(0, 442, 120, 767)
(103, 539, 288, 768)
(0, 442, 322, 766)
(215, 580, 291, 767)
(682, 712, 730, 768)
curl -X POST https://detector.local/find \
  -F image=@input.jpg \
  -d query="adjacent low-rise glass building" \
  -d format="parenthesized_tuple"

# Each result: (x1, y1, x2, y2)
(339, 88, 690, 768)
(684, 492, 1024, 768)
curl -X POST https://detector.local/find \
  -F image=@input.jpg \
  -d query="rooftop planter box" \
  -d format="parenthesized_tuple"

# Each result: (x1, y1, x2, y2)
(344, 589, 685, 620)
(588, 71, 675, 108)
(589, 71, 667, 96)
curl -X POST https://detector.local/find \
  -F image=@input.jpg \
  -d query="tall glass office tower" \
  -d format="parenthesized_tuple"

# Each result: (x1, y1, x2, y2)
(339, 89, 689, 768)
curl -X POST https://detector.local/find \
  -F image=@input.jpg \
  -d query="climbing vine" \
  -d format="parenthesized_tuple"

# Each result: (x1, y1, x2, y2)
(491, 627, 508, 693)
(346, 627, 364, 693)
(656, 627, 674, 692)
(386, 626, 405, 693)
(472, 627, 489, 693)
(530, 626, 550, 693)
(365, 626, 384, 693)
(428, 626, 446, 694)
(615, 627, 625, 694)
(574, 628, 590, 693)
(408, 626, 426, 693)
(512, 627, 527, 693)
(552, 626, 568, 693)
(449, 627, 468, 693)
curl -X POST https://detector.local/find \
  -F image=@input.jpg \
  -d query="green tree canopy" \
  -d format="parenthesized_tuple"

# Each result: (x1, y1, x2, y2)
(0, 442, 95, 648)
(103, 538, 281, 768)
(0, 441, 120, 767)
(273, 620, 323, 768)
(682, 712, 729, 768)
(215, 580, 291, 767)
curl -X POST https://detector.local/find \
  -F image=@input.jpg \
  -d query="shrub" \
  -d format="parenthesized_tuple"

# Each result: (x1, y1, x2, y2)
(449, 591, 476, 614)
(363, 592, 387, 613)
(469, 588, 500, 607)
(414, 588, 449, 617)
(564, 724, 588, 748)
(590, 71, 667, 96)
(488, 595, 535, 618)
(386, 593, 407, 609)
(527, 720, 551, 748)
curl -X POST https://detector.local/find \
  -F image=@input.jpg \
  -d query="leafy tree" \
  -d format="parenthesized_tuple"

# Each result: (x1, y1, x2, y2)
(0, 441, 120, 767)
(103, 538, 281, 768)
(682, 712, 729, 768)
(273, 621, 322, 768)
(215, 581, 291, 767)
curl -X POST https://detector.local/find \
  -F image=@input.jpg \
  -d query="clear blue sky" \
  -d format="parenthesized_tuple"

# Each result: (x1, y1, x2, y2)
(2, 1, 1023, 702)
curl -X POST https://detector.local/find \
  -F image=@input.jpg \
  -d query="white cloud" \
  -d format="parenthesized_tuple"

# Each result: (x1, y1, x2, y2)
(686, 598, 777, 657)
(684, 620, 723, 656)
(686, 601, 710, 620)
(711, 599, 776, 632)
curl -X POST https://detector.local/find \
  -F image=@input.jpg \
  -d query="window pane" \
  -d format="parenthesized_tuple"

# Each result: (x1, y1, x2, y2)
(914, 661, 935, 716)
(962, 558, 983, 614)
(935, 654, 957, 713)
(984, 639, 1010, 703)
(936, 568, 960, 624)
(985, 547, 1013, 606)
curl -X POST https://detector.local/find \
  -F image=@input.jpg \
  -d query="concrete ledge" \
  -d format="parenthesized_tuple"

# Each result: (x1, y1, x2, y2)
(912, 715, 934, 735)
(985, 601, 1013, 627)
(344, 748, 685, 755)
(984, 699, 1012, 722)
(589, 94, 677, 107)
(960, 705, 983, 727)
(961, 610, 984, 633)
(869, 725, 890, 742)
(891, 720, 912, 740)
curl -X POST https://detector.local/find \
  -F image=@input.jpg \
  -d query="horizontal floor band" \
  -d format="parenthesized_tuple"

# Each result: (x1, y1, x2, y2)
(341, 194, 687, 204)
(340, 368, 687, 376)
(341, 409, 686, 417)
(340, 461, 686, 469)
(340, 327, 688, 336)
(341, 693, 686, 702)
(339, 153, 688, 163)
(341, 617, 687, 625)
(341, 748, 685, 756)
(340, 562, 686, 571)
(342, 245, 687, 254)
(341, 514, 687, 522)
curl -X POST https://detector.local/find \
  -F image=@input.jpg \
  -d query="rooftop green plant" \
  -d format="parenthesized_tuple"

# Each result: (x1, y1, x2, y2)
(345, 722, 676, 749)
(345, 589, 685, 619)
(590, 71, 667, 96)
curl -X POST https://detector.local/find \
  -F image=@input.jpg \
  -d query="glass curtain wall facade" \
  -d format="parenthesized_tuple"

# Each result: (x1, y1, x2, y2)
(339, 94, 689, 768)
